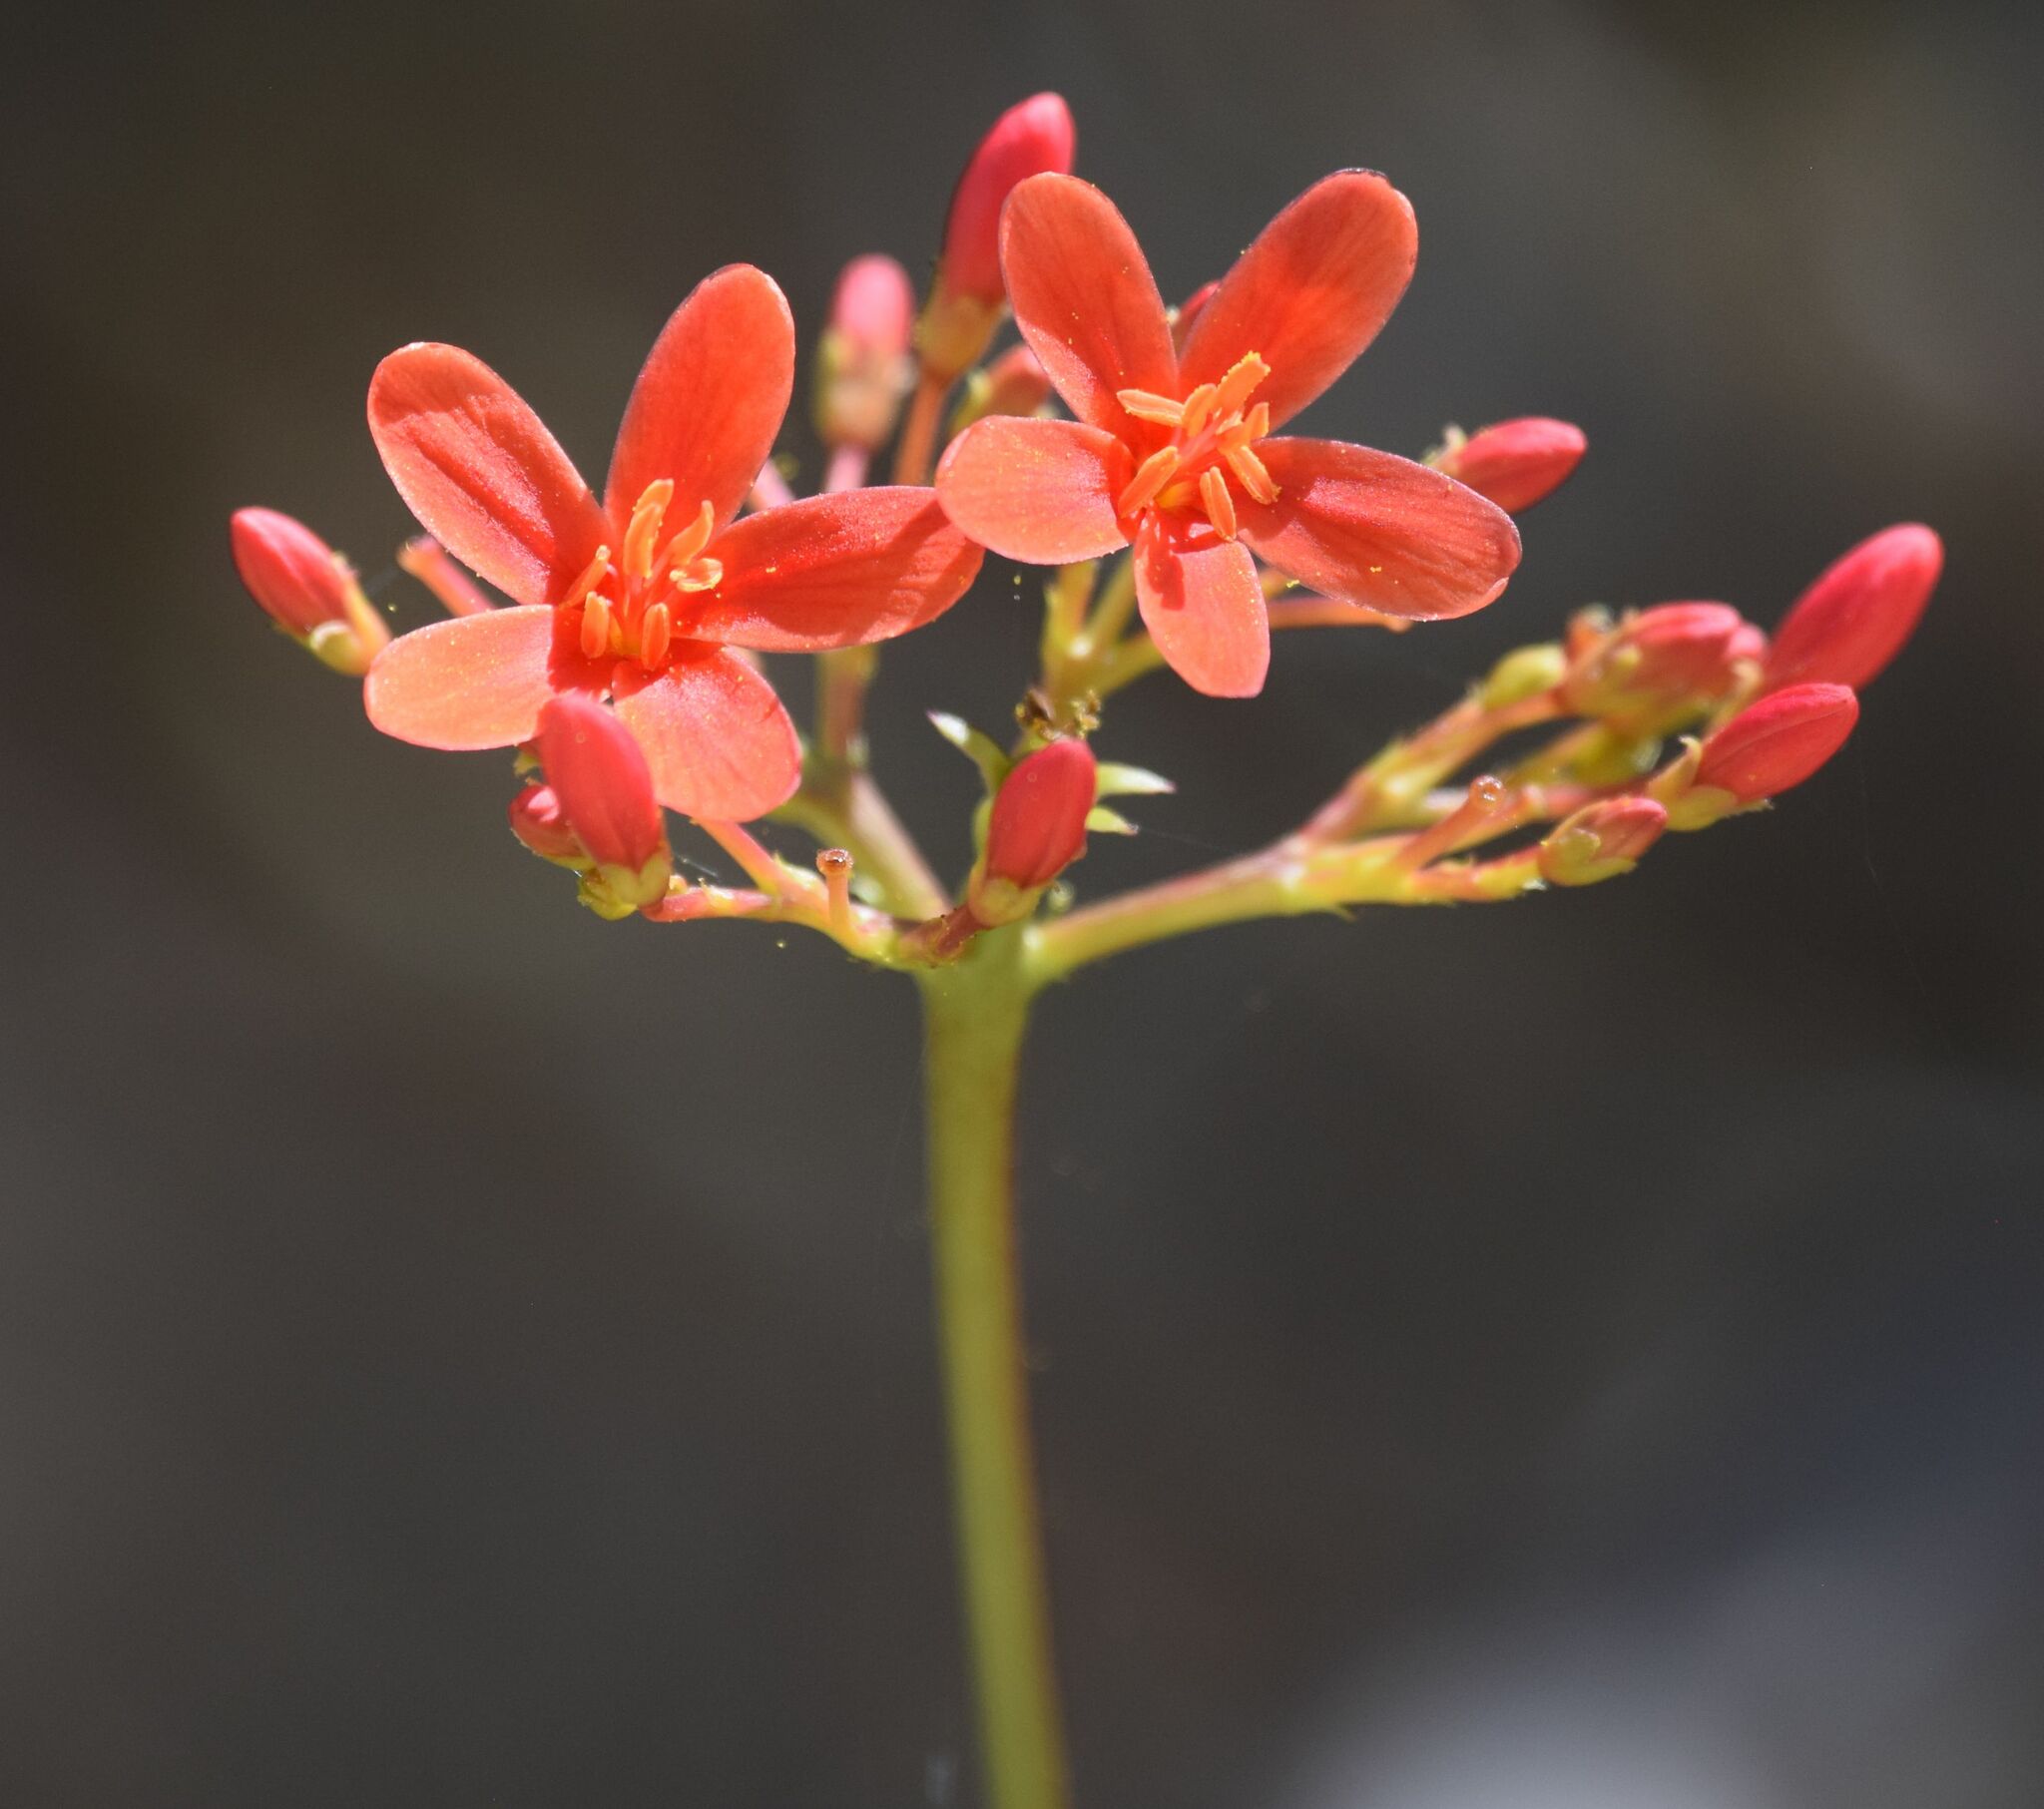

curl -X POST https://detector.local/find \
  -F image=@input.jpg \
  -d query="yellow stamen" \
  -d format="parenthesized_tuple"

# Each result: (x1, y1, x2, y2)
(1245, 401, 1271, 441)
(660, 499, 718, 572)
(579, 593, 613, 660)
(623, 480, 674, 581)
(1211, 351, 1270, 420)
(1115, 387, 1186, 427)
(1225, 441, 1279, 505)
(1200, 467, 1238, 540)
(670, 556, 724, 595)
(639, 601, 673, 668)
(1177, 382, 1220, 442)
(1116, 445, 1182, 518)
(560, 545, 612, 608)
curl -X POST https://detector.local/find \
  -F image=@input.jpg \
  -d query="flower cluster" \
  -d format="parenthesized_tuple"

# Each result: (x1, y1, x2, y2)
(231, 94, 1939, 969)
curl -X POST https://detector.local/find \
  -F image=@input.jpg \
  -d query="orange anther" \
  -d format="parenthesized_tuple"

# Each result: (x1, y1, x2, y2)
(1200, 467, 1238, 540)
(1115, 387, 1186, 427)
(639, 601, 673, 668)
(623, 479, 675, 581)
(579, 593, 614, 660)
(560, 546, 612, 608)
(1177, 383, 1219, 442)
(660, 499, 718, 572)
(1225, 441, 1279, 505)
(1211, 351, 1270, 420)
(1116, 445, 1182, 518)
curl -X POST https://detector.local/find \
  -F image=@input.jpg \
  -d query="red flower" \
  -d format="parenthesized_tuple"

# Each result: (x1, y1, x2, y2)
(231, 507, 390, 674)
(363, 264, 985, 821)
(982, 738, 1096, 893)
(935, 172, 1522, 696)
(1434, 417, 1587, 514)
(1562, 602, 1764, 726)
(1763, 524, 1942, 692)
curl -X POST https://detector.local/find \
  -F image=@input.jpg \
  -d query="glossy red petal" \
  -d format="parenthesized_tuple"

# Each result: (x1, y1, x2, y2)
(942, 93, 1078, 303)
(1178, 172, 1418, 431)
(686, 488, 985, 652)
(230, 508, 352, 634)
(362, 606, 559, 749)
(935, 416, 1132, 564)
(368, 344, 607, 607)
(604, 264, 795, 536)
(1437, 417, 1588, 514)
(984, 739, 1097, 889)
(535, 694, 667, 874)
(1133, 513, 1269, 697)
(999, 174, 1178, 436)
(611, 647, 800, 821)
(1696, 682, 1859, 801)
(1239, 439, 1521, 620)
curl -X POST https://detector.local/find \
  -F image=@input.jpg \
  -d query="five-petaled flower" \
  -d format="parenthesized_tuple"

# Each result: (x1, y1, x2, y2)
(363, 264, 985, 820)
(935, 171, 1523, 696)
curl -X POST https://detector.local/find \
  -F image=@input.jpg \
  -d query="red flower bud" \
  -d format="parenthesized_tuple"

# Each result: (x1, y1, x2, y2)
(1763, 524, 1942, 691)
(1695, 682, 1858, 803)
(232, 507, 393, 676)
(815, 254, 915, 450)
(508, 783, 585, 867)
(940, 93, 1076, 304)
(534, 695, 671, 913)
(1562, 603, 1762, 725)
(974, 739, 1096, 923)
(1538, 796, 1667, 885)
(1435, 418, 1587, 514)
(978, 343, 1052, 418)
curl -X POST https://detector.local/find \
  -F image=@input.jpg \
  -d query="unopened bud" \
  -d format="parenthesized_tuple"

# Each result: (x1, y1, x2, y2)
(1695, 682, 1858, 803)
(534, 695, 672, 916)
(1764, 524, 1942, 691)
(919, 93, 1076, 383)
(970, 738, 1096, 925)
(1433, 418, 1587, 514)
(1480, 643, 1568, 709)
(1562, 602, 1764, 729)
(950, 342, 1054, 436)
(230, 507, 390, 675)
(508, 783, 587, 868)
(1538, 796, 1668, 885)
(815, 254, 915, 451)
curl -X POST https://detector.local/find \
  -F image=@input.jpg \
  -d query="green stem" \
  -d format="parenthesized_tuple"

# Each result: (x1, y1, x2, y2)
(918, 935, 1071, 1809)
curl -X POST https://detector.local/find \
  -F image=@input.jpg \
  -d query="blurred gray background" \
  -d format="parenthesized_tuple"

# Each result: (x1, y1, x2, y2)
(3, 0, 2040, 1803)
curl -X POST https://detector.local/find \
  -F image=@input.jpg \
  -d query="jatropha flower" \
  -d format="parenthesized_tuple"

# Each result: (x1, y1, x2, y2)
(1762, 524, 1943, 692)
(508, 695, 673, 919)
(935, 171, 1523, 696)
(1433, 417, 1588, 514)
(231, 508, 390, 675)
(363, 265, 985, 820)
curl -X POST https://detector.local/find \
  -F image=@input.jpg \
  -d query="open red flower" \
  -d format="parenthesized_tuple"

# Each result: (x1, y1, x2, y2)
(935, 172, 1522, 696)
(363, 264, 984, 820)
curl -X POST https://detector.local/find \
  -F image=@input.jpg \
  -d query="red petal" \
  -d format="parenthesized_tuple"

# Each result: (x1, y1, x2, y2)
(611, 647, 800, 821)
(1133, 513, 1269, 697)
(1764, 524, 1942, 691)
(1178, 172, 1418, 431)
(604, 264, 794, 536)
(363, 606, 559, 748)
(686, 488, 984, 653)
(1000, 174, 1178, 436)
(935, 416, 1132, 564)
(1239, 439, 1520, 620)
(368, 344, 607, 607)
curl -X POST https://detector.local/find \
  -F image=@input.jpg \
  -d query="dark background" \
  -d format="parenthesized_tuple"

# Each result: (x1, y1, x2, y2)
(4, 0, 2040, 1803)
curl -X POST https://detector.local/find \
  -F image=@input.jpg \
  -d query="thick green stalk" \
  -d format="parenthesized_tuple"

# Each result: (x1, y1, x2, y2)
(918, 934, 1070, 1809)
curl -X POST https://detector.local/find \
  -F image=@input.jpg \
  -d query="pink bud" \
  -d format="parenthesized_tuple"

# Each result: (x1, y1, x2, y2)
(830, 254, 914, 358)
(231, 507, 355, 636)
(978, 343, 1052, 418)
(1562, 603, 1762, 724)
(984, 739, 1097, 892)
(508, 783, 586, 867)
(816, 254, 916, 450)
(535, 695, 670, 907)
(1763, 524, 1942, 691)
(1436, 418, 1587, 514)
(1695, 682, 1858, 802)
(1538, 796, 1667, 885)
(940, 93, 1076, 304)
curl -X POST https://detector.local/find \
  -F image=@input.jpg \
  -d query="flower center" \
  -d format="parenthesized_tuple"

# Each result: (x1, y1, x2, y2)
(560, 480, 725, 671)
(1113, 352, 1279, 541)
